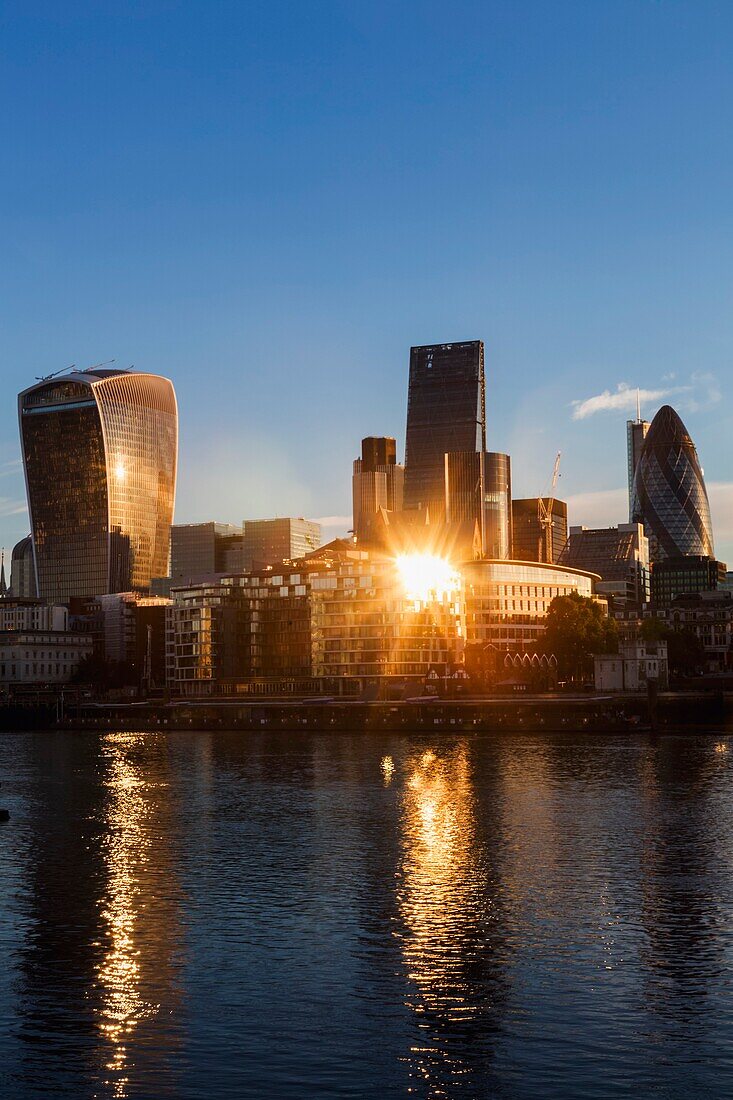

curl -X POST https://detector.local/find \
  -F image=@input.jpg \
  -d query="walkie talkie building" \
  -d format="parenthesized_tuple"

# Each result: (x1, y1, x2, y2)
(631, 405, 714, 562)
(19, 369, 177, 600)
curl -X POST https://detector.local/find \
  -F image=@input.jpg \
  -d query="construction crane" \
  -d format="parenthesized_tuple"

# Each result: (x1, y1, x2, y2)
(538, 451, 562, 564)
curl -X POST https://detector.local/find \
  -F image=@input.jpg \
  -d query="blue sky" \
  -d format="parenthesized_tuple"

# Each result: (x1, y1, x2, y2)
(1, 0, 732, 565)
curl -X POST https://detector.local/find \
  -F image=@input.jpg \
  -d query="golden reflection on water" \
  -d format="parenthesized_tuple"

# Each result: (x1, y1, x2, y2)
(95, 732, 181, 1098)
(396, 742, 491, 1097)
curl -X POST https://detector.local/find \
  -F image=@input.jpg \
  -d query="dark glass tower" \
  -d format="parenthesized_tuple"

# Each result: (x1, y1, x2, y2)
(630, 405, 714, 562)
(19, 369, 178, 600)
(404, 341, 485, 513)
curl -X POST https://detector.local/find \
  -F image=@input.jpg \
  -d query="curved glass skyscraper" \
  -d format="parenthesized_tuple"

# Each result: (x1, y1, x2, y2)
(19, 368, 177, 600)
(631, 404, 714, 562)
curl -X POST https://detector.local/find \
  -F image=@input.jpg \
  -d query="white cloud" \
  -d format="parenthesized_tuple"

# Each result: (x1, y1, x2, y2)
(571, 373, 724, 421)
(571, 382, 686, 420)
(565, 487, 629, 528)
(0, 498, 27, 519)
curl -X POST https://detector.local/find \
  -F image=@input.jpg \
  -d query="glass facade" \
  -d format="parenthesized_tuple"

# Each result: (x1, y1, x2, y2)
(242, 518, 321, 570)
(404, 341, 486, 512)
(558, 523, 650, 607)
(626, 418, 649, 521)
(511, 498, 568, 564)
(444, 451, 511, 559)
(166, 548, 604, 693)
(19, 369, 177, 601)
(352, 436, 405, 542)
(631, 405, 714, 562)
(170, 522, 244, 581)
(650, 555, 725, 608)
(463, 560, 600, 652)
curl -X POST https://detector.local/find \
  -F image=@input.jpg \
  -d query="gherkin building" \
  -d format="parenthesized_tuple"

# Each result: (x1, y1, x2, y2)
(631, 405, 714, 562)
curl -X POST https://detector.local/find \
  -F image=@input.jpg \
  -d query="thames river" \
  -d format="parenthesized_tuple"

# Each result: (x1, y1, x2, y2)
(1, 728, 733, 1098)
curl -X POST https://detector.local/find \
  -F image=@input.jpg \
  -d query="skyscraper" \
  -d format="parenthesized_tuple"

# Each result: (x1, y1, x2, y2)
(19, 368, 177, 600)
(444, 451, 512, 559)
(627, 403, 650, 522)
(630, 405, 714, 562)
(511, 498, 568, 564)
(403, 340, 486, 513)
(352, 436, 404, 541)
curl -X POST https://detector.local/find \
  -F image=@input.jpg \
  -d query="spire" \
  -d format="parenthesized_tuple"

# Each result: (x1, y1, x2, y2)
(0, 550, 7, 597)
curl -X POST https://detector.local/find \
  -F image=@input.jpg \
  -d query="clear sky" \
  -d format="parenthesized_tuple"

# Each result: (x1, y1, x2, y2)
(1, 0, 732, 567)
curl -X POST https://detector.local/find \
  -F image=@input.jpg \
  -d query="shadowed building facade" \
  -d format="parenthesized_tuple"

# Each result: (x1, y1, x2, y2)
(19, 369, 177, 601)
(631, 405, 714, 562)
(404, 341, 486, 514)
(511, 498, 568, 565)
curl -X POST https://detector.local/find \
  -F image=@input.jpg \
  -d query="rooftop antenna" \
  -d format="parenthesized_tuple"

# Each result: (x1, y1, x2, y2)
(86, 359, 116, 372)
(636, 387, 641, 422)
(35, 364, 75, 382)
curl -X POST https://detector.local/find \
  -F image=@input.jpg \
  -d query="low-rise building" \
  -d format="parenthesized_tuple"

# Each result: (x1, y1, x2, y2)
(0, 599, 69, 632)
(166, 545, 603, 696)
(463, 559, 604, 653)
(651, 555, 726, 608)
(654, 590, 733, 673)
(594, 641, 668, 692)
(0, 629, 93, 685)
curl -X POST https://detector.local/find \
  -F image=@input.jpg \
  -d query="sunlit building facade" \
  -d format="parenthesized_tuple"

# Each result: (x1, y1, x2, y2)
(404, 340, 486, 513)
(166, 540, 604, 693)
(352, 436, 405, 541)
(19, 369, 177, 600)
(463, 559, 603, 652)
(445, 451, 512, 559)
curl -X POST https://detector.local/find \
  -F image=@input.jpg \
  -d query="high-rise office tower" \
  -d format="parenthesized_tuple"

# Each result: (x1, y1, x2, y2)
(9, 536, 37, 598)
(630, 405, 714, 562)
(627, 396, 650, 521)
(352, 436, 405, 541)
(170, 522, 244, 582)
(559, 523, 650, 608)
(19, 368, 177, 600)
(403, 341, 486, 513)
(511, 498, 568, 564)
(242, 518, 321, 569)
(444, 451, 512, 559)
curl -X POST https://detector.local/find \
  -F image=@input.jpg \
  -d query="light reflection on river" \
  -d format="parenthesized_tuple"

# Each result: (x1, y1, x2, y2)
(1, 728, 733, 1098)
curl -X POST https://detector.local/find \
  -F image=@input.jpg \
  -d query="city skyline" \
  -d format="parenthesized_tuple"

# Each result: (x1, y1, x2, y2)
(0, 2, 732, 562)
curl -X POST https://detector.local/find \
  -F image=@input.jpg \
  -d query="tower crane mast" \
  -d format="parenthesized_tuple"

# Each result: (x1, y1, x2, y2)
(538, 451, 562, 564)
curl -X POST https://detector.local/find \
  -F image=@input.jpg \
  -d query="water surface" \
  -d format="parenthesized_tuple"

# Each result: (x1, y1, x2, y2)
(1, 728, 733, 1098)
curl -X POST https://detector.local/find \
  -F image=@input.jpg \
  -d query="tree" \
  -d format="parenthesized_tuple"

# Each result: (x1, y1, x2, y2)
(542, 592, 618, 681)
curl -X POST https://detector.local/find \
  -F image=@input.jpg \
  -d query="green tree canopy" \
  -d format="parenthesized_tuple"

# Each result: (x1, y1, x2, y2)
(542, 592, 618, 680)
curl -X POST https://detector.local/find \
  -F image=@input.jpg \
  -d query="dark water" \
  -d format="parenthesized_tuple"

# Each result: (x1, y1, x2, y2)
(2, 729, 733, 1098)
